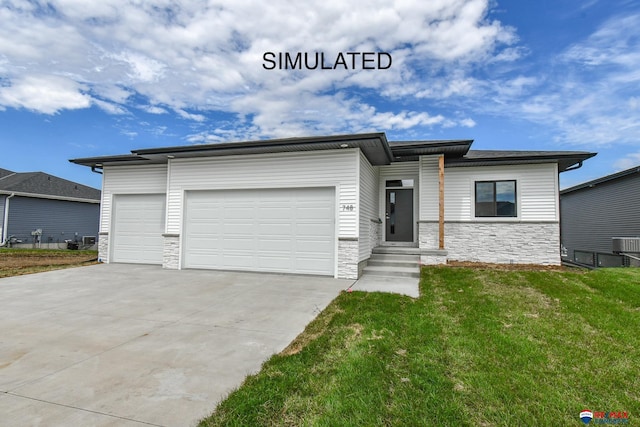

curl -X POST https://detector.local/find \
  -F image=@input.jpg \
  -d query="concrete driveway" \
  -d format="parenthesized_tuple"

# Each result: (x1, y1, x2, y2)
(0, 264, 351, 427)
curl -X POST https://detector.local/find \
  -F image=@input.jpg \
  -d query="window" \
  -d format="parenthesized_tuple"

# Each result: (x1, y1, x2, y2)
(385, 179, 414, 188)
(475, 180, 516, 217)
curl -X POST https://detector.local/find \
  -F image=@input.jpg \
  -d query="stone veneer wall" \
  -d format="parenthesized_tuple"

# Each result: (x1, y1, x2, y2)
(418, 222, 439, 249)
(419, 221, 560, 265)
(338, 238, 359, 279)
(162, 234, 180, 269)
(369, 219, 382, 251)
(98, 232, 109, 263)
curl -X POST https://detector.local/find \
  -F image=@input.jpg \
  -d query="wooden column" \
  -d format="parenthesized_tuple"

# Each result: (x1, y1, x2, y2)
(438, 155, 445, 250)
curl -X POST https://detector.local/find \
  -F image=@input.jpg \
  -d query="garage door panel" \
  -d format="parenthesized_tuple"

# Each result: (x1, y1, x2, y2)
(184, 188, 335, 275)
(112, 194, 165, 265)
(223, 222, 255, 234)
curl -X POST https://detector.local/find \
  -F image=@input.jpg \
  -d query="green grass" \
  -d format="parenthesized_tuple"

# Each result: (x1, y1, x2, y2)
(200, 267, 640, 426)
(0, 248, 98, 278)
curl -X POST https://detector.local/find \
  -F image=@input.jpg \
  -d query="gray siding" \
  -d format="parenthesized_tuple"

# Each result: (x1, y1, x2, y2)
(560, 173, 640, 258)
(6, 196, 99, 244)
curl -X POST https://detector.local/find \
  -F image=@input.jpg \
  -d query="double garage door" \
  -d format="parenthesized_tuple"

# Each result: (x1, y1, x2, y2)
(183, 188, 335, 276)
(110, 188, 335, 275)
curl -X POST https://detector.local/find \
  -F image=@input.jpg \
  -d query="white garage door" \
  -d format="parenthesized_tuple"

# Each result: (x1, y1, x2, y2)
(111, 194, 165, 265)
(184, 188, 335, 275)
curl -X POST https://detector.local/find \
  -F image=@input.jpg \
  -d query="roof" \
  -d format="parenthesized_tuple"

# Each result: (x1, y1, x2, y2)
(0, 168, 14, 179)
(70, 132, 596, 173)
(446, 150, 597, 172)
(560, 164, 640, 195)
(0, 168, 101, 202)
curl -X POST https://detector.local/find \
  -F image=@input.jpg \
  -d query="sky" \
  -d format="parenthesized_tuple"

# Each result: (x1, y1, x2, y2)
(0, 0, 639, 190)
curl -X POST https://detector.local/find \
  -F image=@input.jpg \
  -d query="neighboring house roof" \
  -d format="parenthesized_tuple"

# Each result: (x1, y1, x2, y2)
(70, 132, 596, 173)
(560, 165, 640, 194)
(0, 168, 14, 179)
(0, 168, 101, 202)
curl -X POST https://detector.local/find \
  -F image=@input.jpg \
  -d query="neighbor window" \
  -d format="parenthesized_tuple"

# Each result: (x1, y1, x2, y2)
(475, 180, 517, 217)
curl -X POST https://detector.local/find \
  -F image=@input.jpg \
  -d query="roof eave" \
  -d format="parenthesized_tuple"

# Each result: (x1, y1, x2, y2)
(70, 133, 395, 167)
(445, 152, 596, 172)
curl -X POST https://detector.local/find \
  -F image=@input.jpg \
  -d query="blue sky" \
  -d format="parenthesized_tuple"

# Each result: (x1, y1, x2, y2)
(1, 0, 638, 190)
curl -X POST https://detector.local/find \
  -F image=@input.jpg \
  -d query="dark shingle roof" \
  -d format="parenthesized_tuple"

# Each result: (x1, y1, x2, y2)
(0, 168, 14, 179)
(560, 164, 640, 194)
(0, 169, 100, 201)
(69, 132, 597, 173)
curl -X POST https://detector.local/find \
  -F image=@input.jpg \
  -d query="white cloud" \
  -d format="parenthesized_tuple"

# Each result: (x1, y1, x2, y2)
(478, 12, 640, 148)
(0, 0, 515, 134)
(141, 105, 168, 114)
(614, 152, 640, 171)
(93, 99, 128, 115)
(0, 75, 91, 114)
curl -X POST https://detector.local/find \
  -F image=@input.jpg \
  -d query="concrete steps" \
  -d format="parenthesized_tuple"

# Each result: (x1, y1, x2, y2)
(362, 247, 421, 278)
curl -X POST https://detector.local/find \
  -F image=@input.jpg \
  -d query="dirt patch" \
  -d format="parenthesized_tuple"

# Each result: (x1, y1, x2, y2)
(0, 249, 98, 278)
(445, 260, 568, 272)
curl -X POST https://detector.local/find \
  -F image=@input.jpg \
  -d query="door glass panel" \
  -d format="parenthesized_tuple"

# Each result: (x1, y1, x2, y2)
(386, 179, 414, 187)
(390, 191, 395, 233)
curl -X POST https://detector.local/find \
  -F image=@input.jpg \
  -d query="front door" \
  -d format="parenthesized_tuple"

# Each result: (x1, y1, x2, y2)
(385, 189, 413, 242)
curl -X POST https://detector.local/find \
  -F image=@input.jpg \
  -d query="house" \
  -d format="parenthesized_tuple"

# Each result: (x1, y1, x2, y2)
(70, 133, 595, 279)
(0, 167, 101, 248)
(560, 165, 640, 267)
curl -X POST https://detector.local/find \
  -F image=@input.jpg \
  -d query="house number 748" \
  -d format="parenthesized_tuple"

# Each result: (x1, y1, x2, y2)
(341, 204, 355, 211)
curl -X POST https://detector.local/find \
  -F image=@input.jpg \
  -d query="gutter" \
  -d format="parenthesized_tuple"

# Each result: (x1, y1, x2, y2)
(0, 190, 99, 204)
(1, 193, 14, 246)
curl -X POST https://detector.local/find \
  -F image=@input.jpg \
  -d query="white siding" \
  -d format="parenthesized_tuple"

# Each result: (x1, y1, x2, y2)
(167, 149, 359, 237)
(444, 163, 559, 221)
(358, 151, 379, 261)
(419, 156, 440, 221)
(100, 165, 168, 233)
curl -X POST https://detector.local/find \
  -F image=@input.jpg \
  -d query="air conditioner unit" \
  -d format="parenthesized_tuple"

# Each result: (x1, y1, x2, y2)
(82, 236, 96, 245)
(612, 237, 640, 254)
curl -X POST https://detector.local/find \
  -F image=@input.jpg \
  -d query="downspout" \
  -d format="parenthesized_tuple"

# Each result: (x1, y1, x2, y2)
(1, 193, 15, 246)
(563, 161, 583, 172)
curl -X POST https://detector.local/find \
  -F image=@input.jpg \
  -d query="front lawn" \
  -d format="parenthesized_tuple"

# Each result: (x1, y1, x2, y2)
(0, 248, 98, 278)
(200, 267, 640, 426)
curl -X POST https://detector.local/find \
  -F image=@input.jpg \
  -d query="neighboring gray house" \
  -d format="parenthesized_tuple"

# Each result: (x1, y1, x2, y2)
(71, 132, 595, 279)
(560, 165, 640, 266)
(0, 167, 101, 248)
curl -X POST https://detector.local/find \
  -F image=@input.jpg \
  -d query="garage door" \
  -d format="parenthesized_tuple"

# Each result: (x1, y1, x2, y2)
(111, 194, 165, 264)
(183, 188, 335, 275)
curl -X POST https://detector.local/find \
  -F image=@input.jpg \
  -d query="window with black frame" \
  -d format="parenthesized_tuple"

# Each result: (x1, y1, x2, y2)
(475, 180, 517, 217)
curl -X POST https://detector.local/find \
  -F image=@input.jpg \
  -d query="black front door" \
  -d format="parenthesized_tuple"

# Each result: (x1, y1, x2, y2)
(385, 189, 413, 242)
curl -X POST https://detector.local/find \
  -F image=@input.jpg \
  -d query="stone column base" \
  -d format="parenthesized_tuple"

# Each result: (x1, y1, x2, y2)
(162, 234, 180, 269)
(98, 232, 109, 263)
(338, 238, 359, 279)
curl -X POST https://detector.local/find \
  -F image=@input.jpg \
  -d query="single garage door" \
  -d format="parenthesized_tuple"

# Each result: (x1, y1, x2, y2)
(111, 194, 165, 264)
(184, 187, 335, 275)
